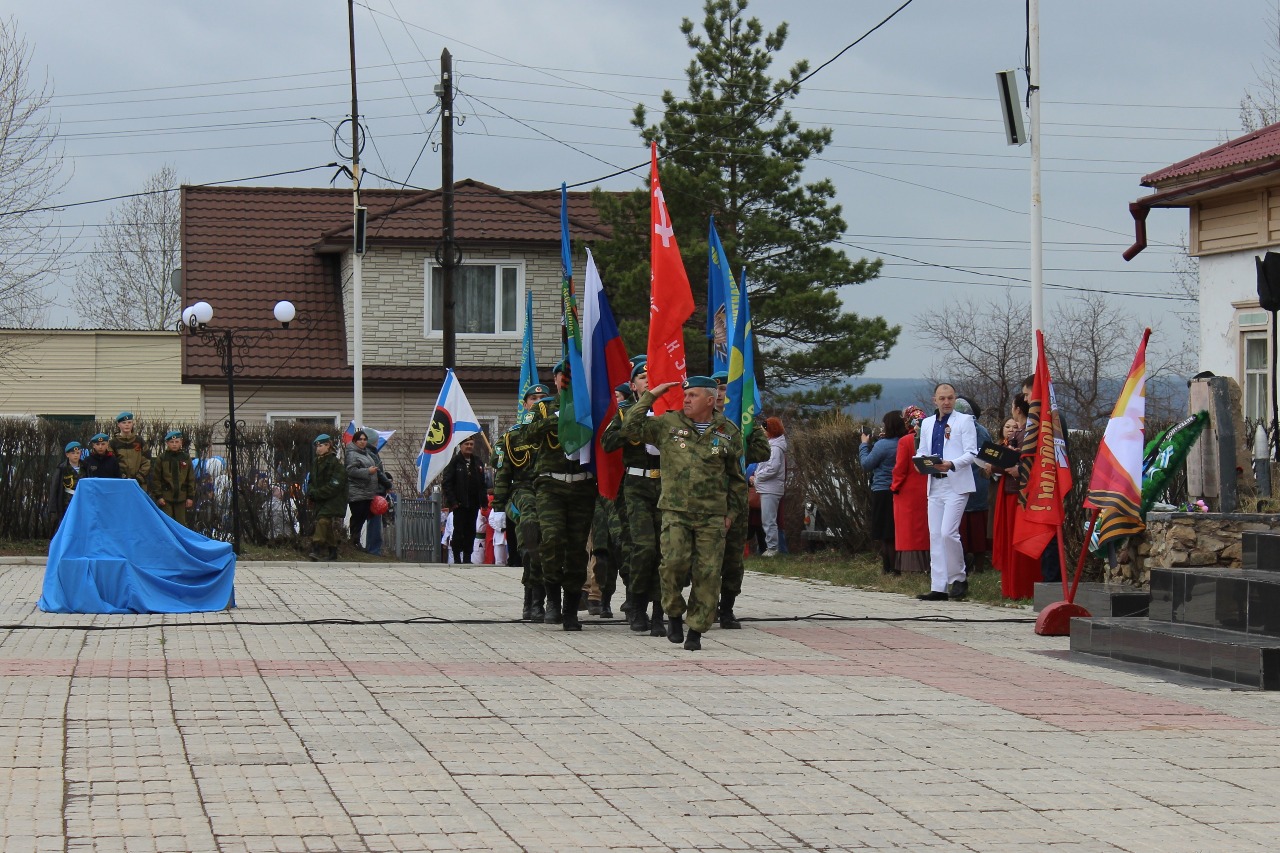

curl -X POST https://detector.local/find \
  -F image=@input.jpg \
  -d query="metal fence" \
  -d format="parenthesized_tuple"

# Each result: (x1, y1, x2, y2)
(392, 492, 441, 563)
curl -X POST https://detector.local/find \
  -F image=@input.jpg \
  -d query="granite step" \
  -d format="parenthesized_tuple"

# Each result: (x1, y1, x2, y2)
(1242, 530, 1280, 572)
(1070, 617, 1280, 689)
(1033, 582, 1149, 617)
(1150, 566, 1280, 637)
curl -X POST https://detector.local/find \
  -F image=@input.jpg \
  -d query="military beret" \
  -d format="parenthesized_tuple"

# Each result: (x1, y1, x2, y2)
(630, 361, 648, 380)
(165, 430, 183, 441)
(682, 375, 717, 390)
(314, 433, 332, 445)
(615, 382, 632, 396)
(90, 433, 109, 443)
(553, 360, 569, 375)
(630, 354, 647, 367)
(64, 441, 82, 453)
(116, 411, 133, 422)
(712, 370, 729, 385)
(523, 383, 551, 399)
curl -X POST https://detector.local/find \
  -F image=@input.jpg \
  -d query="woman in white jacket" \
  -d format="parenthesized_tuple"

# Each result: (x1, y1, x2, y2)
(750, 417, 788, 557)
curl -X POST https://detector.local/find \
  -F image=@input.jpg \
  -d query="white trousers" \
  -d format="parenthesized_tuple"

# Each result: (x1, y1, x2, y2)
(927, 489, 970, 592)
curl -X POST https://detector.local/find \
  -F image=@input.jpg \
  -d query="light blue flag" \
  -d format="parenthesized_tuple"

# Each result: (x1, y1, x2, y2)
(519, 289, 539, 412)
(707, 217, 736, 375)
(726, 267, 759, 439)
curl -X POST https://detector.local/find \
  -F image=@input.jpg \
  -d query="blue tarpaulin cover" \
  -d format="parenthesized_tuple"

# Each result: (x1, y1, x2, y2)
(39, 478, 236, 614)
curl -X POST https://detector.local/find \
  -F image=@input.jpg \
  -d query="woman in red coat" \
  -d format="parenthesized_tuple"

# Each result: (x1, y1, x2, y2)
(891, 405, 930, 574)
(991, 396, 1040, 599)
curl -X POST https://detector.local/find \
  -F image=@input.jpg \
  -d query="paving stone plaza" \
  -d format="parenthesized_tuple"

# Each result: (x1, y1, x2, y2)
(2, 558, 1279, 852)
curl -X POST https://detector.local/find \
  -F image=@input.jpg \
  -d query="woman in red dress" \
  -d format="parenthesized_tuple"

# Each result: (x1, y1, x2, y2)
(991, 396, 1040, 599)
(891, 405, 930, 574)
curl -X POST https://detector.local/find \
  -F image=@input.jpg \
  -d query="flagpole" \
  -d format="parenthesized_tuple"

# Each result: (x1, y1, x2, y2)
(1067, 510, 1100, 605)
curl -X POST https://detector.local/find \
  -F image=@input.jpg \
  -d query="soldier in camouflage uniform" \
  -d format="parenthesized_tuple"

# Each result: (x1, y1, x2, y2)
(602, 360, 666, 635)
(494, 383, 551, 621)
(523, 363, 596, 631)
(590, 494, 623, 618)
(714, 372, 772, 629)
(622, 376, 744, 651)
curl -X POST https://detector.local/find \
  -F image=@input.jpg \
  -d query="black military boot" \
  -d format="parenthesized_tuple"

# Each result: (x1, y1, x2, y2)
(530, 585, 546, 622)
(629, 596, 650, 632)
(684, 629, 702, 651)
(327, 547, 338, 561)
(543, 585, 563, 624)
(666, 612, 684, 644)
(521, 586, 534, 621)
(599, 596, 613, 619)
(648, 600, 666, 638)
(562, 588, 582, 631)
(719, 593, 741, 629)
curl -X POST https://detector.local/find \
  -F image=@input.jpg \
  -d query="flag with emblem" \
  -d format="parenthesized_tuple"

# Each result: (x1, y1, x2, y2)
(1086, 329, 1149, 549)
(518, 289, 539, 413)
(1015, 331, 1073, 558)
(647, 142, 694, 415)
(726, 268, 760, 439)
(416, 369, 482, 493)
(707, 217, 735, 376)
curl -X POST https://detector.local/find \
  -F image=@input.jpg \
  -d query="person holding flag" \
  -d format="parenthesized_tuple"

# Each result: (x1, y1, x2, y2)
(646, 142, 694, 414)
(494, 383, 553, 621)
(1015, 333, 1074, 585)
(524, 361, 597, 631)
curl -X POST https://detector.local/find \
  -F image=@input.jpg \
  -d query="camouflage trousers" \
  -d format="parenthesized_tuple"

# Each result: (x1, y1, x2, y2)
(508, 487, 542, 586)
(621, 475, 662, 603)
(658, 510, 727, 634)
(535, 476, 596, 593)
(312, 515, 342, 549)
(720, 484, 749, 597)
(591, 496, 623, 603)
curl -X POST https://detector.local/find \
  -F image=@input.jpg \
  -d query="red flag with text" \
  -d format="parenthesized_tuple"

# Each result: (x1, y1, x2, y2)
(646, 142, 693, 414)
(1015, 330, 1073, 558)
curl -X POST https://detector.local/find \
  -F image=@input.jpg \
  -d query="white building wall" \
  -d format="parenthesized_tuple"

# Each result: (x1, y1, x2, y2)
(1200, 249, 1263, 380)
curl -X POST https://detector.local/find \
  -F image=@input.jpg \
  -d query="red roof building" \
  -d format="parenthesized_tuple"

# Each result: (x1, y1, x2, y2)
(179, 180, 614, 479)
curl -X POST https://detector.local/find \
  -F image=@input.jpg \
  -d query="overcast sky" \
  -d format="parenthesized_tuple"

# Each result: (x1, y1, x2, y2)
(14, 0, 1277, 378)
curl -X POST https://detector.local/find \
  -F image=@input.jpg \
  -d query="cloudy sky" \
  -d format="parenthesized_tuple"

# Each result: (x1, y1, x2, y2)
(13, 0, 1277, 377)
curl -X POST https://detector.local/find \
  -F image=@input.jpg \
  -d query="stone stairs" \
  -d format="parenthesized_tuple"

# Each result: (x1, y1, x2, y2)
(1069, 531, 1280, 689)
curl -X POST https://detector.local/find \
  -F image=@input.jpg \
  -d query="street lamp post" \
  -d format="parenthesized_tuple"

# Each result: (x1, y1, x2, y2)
(179, 300, 300, 555)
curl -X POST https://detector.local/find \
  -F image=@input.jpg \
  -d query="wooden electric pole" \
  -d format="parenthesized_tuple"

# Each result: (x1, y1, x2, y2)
(439, 48, 457, 369)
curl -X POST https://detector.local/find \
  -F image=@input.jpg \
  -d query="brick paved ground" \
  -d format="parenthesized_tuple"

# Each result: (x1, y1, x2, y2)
(2, 558, 1279, 852)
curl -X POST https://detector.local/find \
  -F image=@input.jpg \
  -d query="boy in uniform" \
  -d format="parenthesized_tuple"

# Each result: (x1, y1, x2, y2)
(109, 412, 152, 488)
(153, 430, 195, 526)
(307, 434, 348, 561)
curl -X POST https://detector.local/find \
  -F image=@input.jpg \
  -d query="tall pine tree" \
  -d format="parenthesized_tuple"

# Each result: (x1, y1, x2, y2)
(593, 0, 897, 407)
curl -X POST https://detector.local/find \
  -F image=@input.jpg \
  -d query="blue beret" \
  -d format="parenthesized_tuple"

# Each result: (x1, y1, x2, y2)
(683, 375, 717, 390)
(712, 371, 729, 385)
(116, 411, 133, 422)
(523, 383, 550, 399)
(615, 382, 632, 396)
(165, 430, 183, 441)
(64, 441, 82, 453)
(553, 360, 568, 375)
(630, 354, 647, 367)
(630, 361, 648, 381)
(90, 433, 109, 443)
(314, 433, 332, 445)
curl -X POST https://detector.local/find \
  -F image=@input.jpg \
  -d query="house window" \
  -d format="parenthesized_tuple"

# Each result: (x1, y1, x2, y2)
(1243, 333, 1269, 422)
(425, 262, 522, 336)
(265, 412, 341, 430)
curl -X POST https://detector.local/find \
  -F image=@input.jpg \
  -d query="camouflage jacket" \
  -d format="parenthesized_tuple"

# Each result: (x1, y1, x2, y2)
(492, 423, 541, 508)
(307, 452, 348, 517)
(600, 401, 661, 469)
(622, 390, 744, 515)
(522, 398, 592, 478)
(109, 433, 152, 485)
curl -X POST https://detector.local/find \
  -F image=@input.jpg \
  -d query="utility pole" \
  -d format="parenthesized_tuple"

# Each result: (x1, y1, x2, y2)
(439, 48, 458, 369)
(348, 0, 365, 424)
(1028, 0, 1043, 368)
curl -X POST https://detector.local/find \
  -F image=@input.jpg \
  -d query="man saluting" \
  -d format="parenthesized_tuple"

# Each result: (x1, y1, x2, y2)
(622, 375, 744, 651)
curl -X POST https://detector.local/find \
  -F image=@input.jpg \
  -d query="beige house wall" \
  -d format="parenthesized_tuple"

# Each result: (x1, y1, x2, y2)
(0, 330, 199, 421)
(339, 245, 585, 368)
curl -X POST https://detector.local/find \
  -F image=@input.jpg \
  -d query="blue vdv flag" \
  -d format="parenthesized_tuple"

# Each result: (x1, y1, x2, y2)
(726, 267, 760, 439)
(707, 217, 736, 376)
(519, 289, 539, 412)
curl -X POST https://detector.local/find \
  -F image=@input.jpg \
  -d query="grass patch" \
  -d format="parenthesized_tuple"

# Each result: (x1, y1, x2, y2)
(746, 550, 1031, 608)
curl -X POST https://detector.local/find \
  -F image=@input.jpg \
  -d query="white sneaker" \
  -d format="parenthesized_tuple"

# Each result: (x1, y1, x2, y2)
(761, 549, 779, 557)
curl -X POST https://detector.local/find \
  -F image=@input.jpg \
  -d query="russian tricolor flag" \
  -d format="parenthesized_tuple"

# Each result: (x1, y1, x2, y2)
(581, 248, 632, 500)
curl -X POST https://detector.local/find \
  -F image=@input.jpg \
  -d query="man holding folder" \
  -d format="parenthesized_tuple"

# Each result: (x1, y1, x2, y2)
(915, 383, 978, 601)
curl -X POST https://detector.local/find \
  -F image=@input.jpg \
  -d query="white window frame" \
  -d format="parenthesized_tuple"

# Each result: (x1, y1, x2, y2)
(423, 259, 525, 338)
(1238, 306, 1271, 423)
(265, 411, 341, 428)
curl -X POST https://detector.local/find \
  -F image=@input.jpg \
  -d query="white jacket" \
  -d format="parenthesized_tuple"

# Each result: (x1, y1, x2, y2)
(916, 410, 977, 495)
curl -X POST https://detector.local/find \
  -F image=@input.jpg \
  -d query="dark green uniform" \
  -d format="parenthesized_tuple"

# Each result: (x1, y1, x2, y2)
(308, 451, 348, 558)
(720, 426, 772, 622)
(590, 495, 623, 616)
(602, 403, 663, 631)
(109, 433, 152, 489)
(493, 422, 546, 619)
(623, 390, 744, 634)
(152, 449, 196, 527)
(524, 398, 596, 629)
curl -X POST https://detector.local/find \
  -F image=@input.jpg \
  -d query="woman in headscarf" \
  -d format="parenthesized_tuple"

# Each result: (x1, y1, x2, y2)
(890, 405, 930, 574)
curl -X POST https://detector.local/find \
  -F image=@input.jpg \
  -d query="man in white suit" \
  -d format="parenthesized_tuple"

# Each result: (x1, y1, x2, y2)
(915, 383, 978, 601)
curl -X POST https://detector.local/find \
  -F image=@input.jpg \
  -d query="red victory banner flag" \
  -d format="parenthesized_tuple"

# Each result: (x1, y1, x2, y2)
(1015, 330, 1073, 560)
(646, 142, 694, 414)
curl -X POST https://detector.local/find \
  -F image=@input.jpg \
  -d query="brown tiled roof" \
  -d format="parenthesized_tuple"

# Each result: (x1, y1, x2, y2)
(1142, 121, 1280, 185)
(180, 182, 609, 383)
